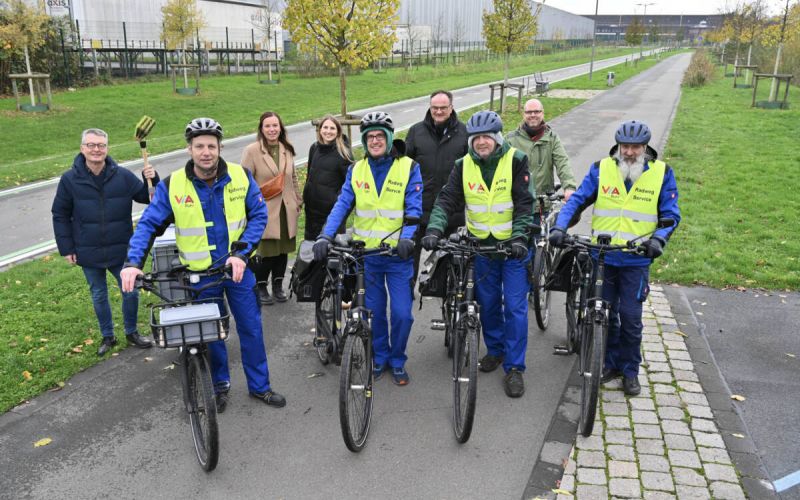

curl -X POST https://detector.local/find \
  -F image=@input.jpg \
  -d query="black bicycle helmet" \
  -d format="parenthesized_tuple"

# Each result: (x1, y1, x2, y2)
(466, 110, 503, 135)
(360, 111, 394, 133)
(615, 120, 651, 145)
(185, 117, 224, 142)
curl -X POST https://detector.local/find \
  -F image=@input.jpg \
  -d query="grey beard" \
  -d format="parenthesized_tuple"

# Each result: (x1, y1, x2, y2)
(616, 151, 645, 184)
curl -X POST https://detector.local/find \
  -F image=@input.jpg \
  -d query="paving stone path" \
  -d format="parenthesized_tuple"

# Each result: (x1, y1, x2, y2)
(553, 285, 748, 500)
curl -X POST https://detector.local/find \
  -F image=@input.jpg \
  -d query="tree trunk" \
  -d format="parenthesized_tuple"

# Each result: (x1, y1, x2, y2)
(339, 64, 352, 140)
(24, 46, 35, 107)
(182, 42, 189, 88)
(501, 51, 510, 113)
(768, 43, 782, 102)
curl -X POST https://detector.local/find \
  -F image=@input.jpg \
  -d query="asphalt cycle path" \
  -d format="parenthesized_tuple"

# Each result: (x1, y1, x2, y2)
(0, 53, 692, 499)
(0, 49, 667, 268)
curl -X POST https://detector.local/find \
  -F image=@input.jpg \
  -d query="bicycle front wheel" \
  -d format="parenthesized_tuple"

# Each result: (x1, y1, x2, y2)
(565, 289, 579, 354)
(444, 293, 457, 359)
(453, 319, 479, 443)
(339, 332, 374, 452)
(531, 247, 552, 331)
(183, 352, 219, 471)
(579, 317, 604, 437)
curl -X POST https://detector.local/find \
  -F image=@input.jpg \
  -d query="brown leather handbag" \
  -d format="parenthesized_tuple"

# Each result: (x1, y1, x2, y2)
(259, 167, 285, 200)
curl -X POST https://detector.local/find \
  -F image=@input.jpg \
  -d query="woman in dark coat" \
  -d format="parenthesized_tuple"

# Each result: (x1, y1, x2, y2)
(303, 115, 352, 240)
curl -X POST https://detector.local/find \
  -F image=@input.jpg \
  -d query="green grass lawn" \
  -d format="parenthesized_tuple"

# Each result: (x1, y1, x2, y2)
(655, 69, 800, 289)
(1, 46, 645, 189)
(0, 52, 680, 413)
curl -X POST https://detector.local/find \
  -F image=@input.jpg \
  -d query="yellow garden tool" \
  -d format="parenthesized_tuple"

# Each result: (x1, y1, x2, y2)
(134, 115, 156, 198)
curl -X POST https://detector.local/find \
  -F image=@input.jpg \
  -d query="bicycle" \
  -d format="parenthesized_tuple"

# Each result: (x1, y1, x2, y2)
(135, 243, 247, 471)
(529, 187, 565, 331)
(432, 231, 522, 443)
(553, 221, 673, 436)
(325, 234, 398, 452)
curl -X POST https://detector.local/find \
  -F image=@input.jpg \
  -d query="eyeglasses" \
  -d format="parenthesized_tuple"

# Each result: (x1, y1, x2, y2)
(82, 143, 108, 150)
(366, 134, 386, 143)
(430, 105, 452, 112)
(524, 110, 544, 115)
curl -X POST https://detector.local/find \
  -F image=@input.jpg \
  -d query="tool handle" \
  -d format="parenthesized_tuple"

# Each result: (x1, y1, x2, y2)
(140, 143, 154, 200)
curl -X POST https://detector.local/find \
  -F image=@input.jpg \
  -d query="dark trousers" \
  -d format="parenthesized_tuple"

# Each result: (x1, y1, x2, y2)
(602, 265, 650, 378)
(249, 254, 288, 290)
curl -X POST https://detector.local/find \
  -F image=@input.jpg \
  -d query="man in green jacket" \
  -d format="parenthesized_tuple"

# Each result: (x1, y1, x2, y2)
(506, 98, 576, 215)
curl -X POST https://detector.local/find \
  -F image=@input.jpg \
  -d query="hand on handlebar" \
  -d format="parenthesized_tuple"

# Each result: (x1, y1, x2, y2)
(421, 232, 441, 251)
(121, 266, 144, 293)
(313, 235, 332, 261)
(638, 238, 664, 259)
(548, 227, 567, 247)
(396, 238, 415, 260)
(509, 241, 528, 260)
(226, 255, 247, 282)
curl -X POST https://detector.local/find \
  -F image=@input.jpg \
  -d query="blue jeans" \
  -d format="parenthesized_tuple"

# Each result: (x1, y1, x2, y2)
(365, 255, 414, 370)
(602, 265, 650, 378)
(82, 265, 139, 339)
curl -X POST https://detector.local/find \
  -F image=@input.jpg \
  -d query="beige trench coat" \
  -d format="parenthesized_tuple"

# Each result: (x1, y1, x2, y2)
(240, 141, 302, 240)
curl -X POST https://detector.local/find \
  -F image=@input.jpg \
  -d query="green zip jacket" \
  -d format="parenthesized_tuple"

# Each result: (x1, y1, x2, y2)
(505, 125, 575, 211)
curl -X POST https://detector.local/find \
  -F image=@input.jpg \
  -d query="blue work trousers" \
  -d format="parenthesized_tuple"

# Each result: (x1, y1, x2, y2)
(82, 265, 139, 339)
(602, 264, 650, 378)
(474, 253, 531, 373)
(364, 255, 414, 370)
(199, 269, 271, 395)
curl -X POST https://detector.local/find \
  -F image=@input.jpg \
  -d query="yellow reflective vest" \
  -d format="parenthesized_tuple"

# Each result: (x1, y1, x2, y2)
(462, 148, 516, 240)
(168, 164, 249, 270)
(591, 157, 665, 246)
(351, 157, 412, 248)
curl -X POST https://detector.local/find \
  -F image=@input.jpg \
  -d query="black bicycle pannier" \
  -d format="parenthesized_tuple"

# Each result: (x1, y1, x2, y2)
(418, 250, 451, 298)
(290, 240, 326, 302)
(544, 247, 577, 293)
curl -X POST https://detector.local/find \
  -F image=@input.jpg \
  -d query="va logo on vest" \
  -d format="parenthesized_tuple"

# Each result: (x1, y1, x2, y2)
(601, 185, 621, 197)
(355, 180, 371, 193)
(468, 182, 486, 193)
(174, 194, 196, 207)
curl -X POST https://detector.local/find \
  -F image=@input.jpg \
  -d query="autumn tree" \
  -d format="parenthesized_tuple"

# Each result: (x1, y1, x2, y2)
(482, 0, 542, 110)
(625, 17, 645, 46)
(761, 0, 800, 100)
(161, 0, 206, 88)
(0, 0, 50, 107)
(283, 0, 399, 119)
(251, 0, 282, 81)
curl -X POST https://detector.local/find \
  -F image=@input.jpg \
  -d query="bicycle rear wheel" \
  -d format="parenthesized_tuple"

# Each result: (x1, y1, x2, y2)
(339, 332, 374, 452)
(579, 317, 604, 437)
(531, 247, 552, 331)
(453, 319, 479, 443)
(182, 352, 219, 471)
(315, 279, 337, 365)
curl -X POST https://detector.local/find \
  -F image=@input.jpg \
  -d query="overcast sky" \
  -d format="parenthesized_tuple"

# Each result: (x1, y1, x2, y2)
(544, 0, 782, 16)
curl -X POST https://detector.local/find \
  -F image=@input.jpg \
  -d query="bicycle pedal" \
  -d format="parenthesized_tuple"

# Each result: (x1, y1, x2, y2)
(312, 336, 329, 348)
(553, 344, 571, 356)
(430, 319, 446, 331)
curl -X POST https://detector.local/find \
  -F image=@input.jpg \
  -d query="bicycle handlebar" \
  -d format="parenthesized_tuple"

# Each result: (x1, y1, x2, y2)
(136, 264, 234, 302)
(436, 236, 515, 257)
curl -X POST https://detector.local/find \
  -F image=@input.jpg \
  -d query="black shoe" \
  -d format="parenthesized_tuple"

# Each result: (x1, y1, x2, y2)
(623, 376, 641, 396)
(126, 332, 153, 348)
(601, 368, 622, 384)
(504, 369, 525, 398)
(215, 391, 229, 413)
(97, 337, 117, 356)
(259, 285, 274, 306)
(479, 354, 504, 373)
(272, 285, 288, 303)
(250, 390, 286, 408)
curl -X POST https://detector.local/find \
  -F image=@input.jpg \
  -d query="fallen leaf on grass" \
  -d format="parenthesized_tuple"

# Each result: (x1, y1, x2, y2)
(730, 394, 746, 401)
(83, 338, 94, 345)
(34, 438, 52, 447)
(15, 280, 21, 285)
(731, 433, 745, 438)
(71, 346, 83, 353)
(22, 370, 32, 381)
(39, 338, 49, 342)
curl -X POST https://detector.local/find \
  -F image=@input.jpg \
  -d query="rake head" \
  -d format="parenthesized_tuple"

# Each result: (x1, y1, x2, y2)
(134, 115, 156, 144)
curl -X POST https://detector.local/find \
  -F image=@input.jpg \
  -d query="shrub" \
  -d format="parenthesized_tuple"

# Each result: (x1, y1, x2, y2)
(683, 49, 716, 87)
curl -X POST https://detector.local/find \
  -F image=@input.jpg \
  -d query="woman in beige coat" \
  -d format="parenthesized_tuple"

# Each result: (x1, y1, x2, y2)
(241, 111, 302, 305)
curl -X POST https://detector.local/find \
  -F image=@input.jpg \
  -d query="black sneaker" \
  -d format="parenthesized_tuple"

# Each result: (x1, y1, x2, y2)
(601, 368, 622, 384)
(126, 332, 153, 348)
(249, 390, 286, 408)
(479, 354, 504, 373)
(259, 285, 274, 306)
(272, 285, 288, 303)
(623, 376, 641, 396)
(503, 369, 525, 398)
(214, 381, 230, 413)
(97, 337, 117, 356)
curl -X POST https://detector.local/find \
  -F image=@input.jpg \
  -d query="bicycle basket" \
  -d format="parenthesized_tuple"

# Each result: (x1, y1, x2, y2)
(290, 240, 326, 302)
(418, 250, 451, 298)
(544, 247, 577, 293)
(150, 299, 230, 348)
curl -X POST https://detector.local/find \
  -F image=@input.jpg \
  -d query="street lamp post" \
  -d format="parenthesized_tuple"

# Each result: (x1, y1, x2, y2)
(588, 0, 600, 81)
(637, 2, 655, 58)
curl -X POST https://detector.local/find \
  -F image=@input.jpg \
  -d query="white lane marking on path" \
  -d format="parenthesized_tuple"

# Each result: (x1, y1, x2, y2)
(774, 469, 800, 493)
